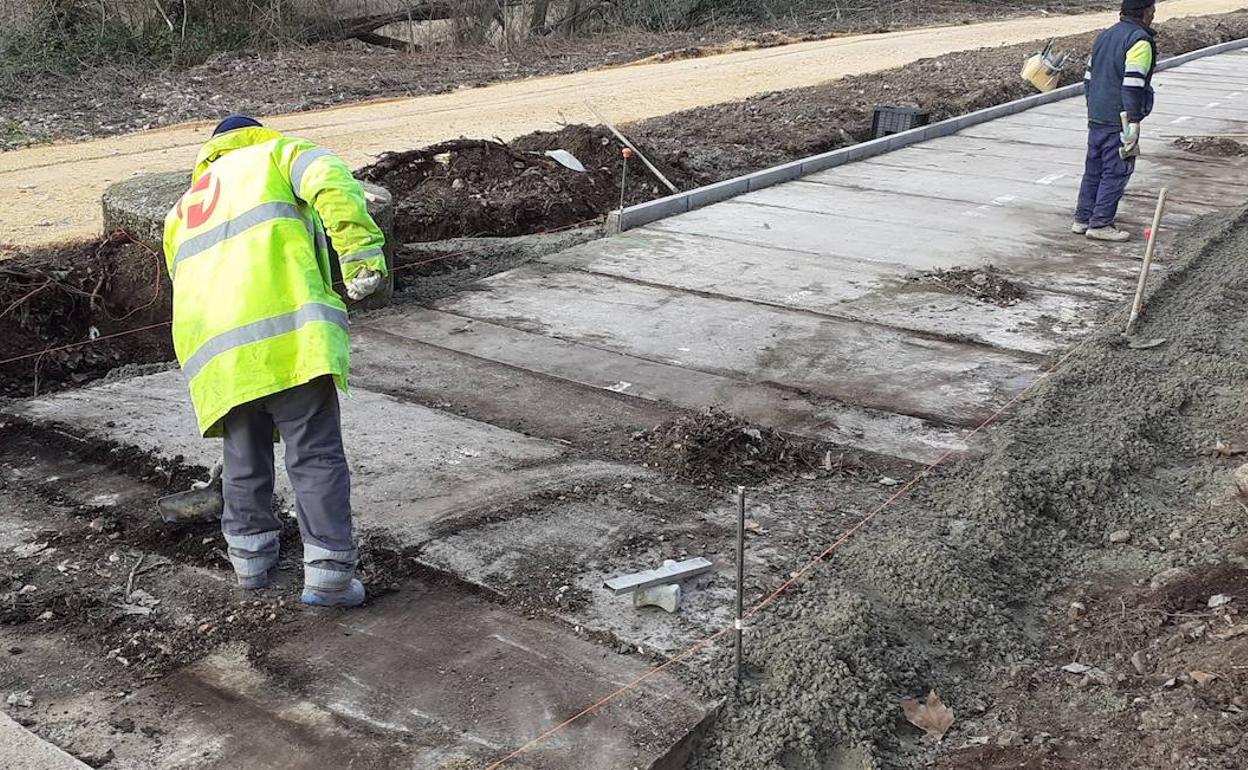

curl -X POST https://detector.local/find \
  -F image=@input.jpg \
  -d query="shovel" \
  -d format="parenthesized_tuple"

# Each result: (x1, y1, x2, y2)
(157, 461, 224, 525)
(1121, 188, 1168, 350)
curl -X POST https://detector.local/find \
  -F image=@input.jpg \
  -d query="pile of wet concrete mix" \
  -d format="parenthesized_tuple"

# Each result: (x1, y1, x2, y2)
(683, 207, 1248, 768)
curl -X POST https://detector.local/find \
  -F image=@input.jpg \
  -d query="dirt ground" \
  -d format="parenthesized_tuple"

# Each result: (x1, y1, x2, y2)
(0, 0, 1117, 151)
(0, 234, 173, 398)
(356, 126, 664, 242)
(683, 207, 1248, 768)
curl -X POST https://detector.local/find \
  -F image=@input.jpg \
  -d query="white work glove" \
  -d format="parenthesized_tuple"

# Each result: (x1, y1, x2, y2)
(346, 268, 383, 301)
(1119, 122, 1141, 160)
(191, 461, 223, 490)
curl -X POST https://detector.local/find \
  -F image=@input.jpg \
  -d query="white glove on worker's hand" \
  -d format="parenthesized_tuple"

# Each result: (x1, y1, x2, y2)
(191, 461, 223, 490)
(1119, 122, 1141, 160)
(346, 268, 383, 301)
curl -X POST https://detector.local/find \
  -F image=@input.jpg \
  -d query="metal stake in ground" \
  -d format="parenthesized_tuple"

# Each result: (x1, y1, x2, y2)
(586, 101, 679, 195)
(1125, 188, 1169, 340)
(619, 147, 633, 212)
(734, 485, 746, 687)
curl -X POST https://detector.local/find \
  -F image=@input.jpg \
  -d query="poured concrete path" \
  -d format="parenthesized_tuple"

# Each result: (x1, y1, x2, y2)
(6, 47, 1248, 770)
(405, 49, 1248, 463)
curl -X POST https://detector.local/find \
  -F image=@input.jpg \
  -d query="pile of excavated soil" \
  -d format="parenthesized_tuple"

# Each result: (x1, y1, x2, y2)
(911, 265, 1027, 307)
(631, 12, 1248, 187)
(686, 206, 1248, 768)
(1174, 135, 1248, 157)
(355, 125, 670, 242)
(0, 232, 173, 398)
(635, 408, 860, 483)
(357, 12, 1248, 242)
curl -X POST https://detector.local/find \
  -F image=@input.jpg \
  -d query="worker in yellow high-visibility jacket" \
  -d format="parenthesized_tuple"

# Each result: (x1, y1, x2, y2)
(163, 115, 387, 608)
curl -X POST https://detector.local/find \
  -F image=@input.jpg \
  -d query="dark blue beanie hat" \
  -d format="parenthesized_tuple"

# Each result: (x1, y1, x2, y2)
(1121, 0, 1155, 11)
(213, 114, 263, 136)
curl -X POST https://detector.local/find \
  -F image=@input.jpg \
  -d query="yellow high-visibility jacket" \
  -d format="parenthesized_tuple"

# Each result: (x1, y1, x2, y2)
(162, 127, 387, 437)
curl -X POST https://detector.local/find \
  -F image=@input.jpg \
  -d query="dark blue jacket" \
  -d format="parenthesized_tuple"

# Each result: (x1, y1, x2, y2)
(1084, 17, 1157, 127)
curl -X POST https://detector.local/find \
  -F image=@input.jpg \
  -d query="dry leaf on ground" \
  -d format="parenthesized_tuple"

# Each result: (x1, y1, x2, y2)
(901, 690, 955, 740)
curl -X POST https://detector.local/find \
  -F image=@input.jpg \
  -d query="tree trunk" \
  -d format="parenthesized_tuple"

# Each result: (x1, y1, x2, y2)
(529, 0, 550, 34)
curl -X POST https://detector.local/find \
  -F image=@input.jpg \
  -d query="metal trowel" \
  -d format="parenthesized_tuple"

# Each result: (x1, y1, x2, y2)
(157, 462, 224, 525)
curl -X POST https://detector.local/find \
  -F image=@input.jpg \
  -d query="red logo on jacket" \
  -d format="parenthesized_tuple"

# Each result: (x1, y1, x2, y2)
(177, 172, 222, 230)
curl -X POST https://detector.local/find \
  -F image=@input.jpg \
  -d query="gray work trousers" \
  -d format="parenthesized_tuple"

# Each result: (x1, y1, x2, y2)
(220, 376, 354, 552)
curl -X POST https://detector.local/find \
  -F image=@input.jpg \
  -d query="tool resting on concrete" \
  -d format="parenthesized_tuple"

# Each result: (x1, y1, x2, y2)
(605, 557, 713, 614)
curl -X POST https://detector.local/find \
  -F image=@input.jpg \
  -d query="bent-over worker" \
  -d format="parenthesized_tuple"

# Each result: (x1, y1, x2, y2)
(1073, 0, 1157, 242)
(162, 115, 387, 608)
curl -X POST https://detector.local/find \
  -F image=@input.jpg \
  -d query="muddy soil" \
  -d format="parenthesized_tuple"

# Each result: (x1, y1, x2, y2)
(0, 1, 1115, 151)
(1175, 135, 1248, 158)
(631, 12, 1248, 187)
(356, 126, 667, 242)
(683, 208, 1248, 768)
(635, 407, 881, 485)
(940, 558, 1248, 769)
(911, 265, 1028, 307)
(0, 233, 173, 398)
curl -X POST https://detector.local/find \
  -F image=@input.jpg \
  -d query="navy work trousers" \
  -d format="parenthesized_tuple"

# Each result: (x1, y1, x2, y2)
(1075, 124, 1136, 229)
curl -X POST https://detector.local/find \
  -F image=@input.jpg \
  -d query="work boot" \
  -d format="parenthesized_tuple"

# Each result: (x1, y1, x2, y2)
(1086, 225, 1131, 242)
(1071, 221, 1089, 235)
(224, 531, 280, 590)
(301, 543, 366, 608)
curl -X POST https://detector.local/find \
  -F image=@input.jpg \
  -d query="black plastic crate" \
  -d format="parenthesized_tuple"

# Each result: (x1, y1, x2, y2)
(871, 106, 930, 139)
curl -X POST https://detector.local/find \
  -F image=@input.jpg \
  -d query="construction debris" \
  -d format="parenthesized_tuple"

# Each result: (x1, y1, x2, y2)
(910, 265, 1027, 307)
(1173, 136, 1248, 157)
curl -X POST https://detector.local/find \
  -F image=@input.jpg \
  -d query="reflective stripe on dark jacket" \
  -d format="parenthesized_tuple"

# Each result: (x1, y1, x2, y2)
(1084, 17, 1157, 127)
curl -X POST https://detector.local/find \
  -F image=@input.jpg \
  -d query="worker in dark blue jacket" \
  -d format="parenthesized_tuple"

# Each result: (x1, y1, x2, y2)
(1073, 0, 1157, 242)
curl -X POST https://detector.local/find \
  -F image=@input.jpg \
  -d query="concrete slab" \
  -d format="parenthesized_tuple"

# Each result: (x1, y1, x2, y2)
(2, 371, 635, 542)
(548, 227, 1102, 355)
(799, 163, 1219, 219)
(0, 713, 91, 770)
(365, 309, 976, 463)
(647, 196, 1143, 300)
(135, 584, 706, 769)
(433, 265, 1041, 427)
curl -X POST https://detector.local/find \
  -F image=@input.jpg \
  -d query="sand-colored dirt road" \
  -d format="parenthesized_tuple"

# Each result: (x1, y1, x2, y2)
(1, 0, 1244, 248)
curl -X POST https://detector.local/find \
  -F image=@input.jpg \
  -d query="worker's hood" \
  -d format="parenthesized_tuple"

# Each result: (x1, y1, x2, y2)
(193, 126, 284, 181)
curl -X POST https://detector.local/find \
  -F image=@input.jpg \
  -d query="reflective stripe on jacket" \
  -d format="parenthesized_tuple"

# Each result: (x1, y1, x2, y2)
(1084, 18, 1157, 126)
(162, 127, 387, 436)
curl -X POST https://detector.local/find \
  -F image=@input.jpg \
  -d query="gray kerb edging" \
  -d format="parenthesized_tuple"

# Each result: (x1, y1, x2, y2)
(618, 37, 1248, 231)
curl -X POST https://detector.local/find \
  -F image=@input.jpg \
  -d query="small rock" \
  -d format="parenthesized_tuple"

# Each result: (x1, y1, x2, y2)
(1067, 601, 1087, 621)
(1169, 529, 1182, 542)
(1234, 462, 1248, 496)
(1208, 594, 1233, 609)
(878, 476, 901, 487)
(36, 611, 53, 622)
(6, 690, 34, 708)
(1131, 650, 1149, 675)
(1191, 670, 1219, 687)
(1149, 567, 1191, 591)
(77, 748, 115, 768)
(1109, 529, 1132, 544)
(997, 730, 1022, 747)
(108, 717, 135, 734)
(18, 584, 37, 595)
(1180, 620, 1209, 640)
